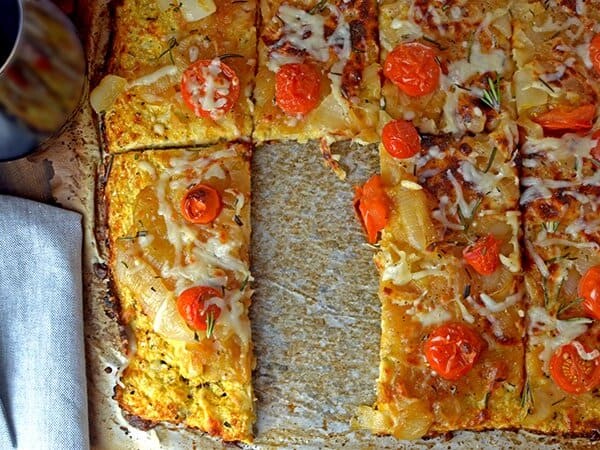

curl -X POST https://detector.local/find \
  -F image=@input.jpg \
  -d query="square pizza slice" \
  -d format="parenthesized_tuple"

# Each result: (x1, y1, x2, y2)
(105, 143, 255, 442)
(357, 162, 525, 438)
(511, 0, 600, 436)
(356, 124, 525, 438)
(379, 0, 515, 136)
(91, 0, 257, 153)
(512, 0, 600, 139)
(521, 185, 600, 435)
(252, 0, 380, 144)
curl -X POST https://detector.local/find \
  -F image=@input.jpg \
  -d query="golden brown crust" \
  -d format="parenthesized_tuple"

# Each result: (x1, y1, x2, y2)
(98, 0, 257, 152)
(105, 144, 255, 443)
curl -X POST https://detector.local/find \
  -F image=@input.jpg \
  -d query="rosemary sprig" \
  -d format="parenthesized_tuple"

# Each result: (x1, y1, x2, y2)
(206, 310, 216, 338)
(463, 284, 471, 299)
(218, 53, 244, 60)
(481, 390, 491, 410)
(309, 0, 327, 14)
(240, 275, 249, 291)
(542, 277, 550, 308)
(538, 76, 555, 93)
(480, 75, 501, 112)
(557, 297, 583, 316)
(543, 221, 560, 233)
(157, 37, 178, 64)
(117, 230, 149, 241)
(483, 147, 498, 173)
(520, 378, 533, 411)
(457, 197, 483, 233)
(423, 35, 442, 49)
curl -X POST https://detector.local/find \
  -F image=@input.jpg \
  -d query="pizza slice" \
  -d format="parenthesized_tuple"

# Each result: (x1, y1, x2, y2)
(105, 143, 255, 442)
(379, 0, 514, 136)
(356, 128, 525, 438)
(91, 0, 257, 153)
(252, 0, 380, 144)
(512, 0, 600, 434)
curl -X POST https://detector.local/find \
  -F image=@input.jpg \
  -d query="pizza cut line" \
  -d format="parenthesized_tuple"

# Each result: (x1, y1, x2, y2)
(91, 0, 600, 444)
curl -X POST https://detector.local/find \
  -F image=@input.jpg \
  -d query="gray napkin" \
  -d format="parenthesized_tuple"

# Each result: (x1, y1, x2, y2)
(0, 195, 89, 450)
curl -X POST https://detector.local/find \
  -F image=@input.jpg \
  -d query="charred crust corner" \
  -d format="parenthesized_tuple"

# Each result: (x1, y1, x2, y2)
(123, 412, 159, 431)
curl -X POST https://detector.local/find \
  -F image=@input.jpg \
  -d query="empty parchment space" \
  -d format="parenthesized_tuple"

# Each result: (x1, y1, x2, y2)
(250, 142, 381, 446)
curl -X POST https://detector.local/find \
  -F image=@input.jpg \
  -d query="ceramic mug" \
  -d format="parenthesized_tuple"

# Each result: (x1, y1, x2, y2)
(0, 0, 85, 162)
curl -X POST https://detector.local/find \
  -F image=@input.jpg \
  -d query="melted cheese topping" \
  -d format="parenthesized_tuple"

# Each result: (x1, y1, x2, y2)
(440, 41, 507, 134)
(380, 249, 446, 286)
(126, 149, 251, 345)
(528, 306, 592, 372)
(128, 65, 179, 87)
(182, 59, 236, 120)
(267, 4, 350, 73)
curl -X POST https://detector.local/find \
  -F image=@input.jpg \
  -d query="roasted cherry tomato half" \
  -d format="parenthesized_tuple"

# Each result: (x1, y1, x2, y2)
(353, 175, 391, 244)
(549, 342, 600, 394)
(382, 119, 421, 159)
(579, 265, 600, 320)
(533, 104, 596, 133)
(463, 234, 501, 275)
(181, 184, 222, 224)
(424, 323, 484, 381)
(383, 43, 440, 97)
(181, 59, 240, 119)
(275, 63, 322, 115)
(176, 286, 223, 336)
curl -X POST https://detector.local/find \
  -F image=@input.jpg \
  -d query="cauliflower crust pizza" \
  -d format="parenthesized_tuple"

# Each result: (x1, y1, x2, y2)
(105, 143, 255, 442)
(91, 0, 257, 153)
(94, 0, 600, 444)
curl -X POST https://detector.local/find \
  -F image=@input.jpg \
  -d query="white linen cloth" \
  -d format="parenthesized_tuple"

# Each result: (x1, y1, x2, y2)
(0, 195, 89, 449)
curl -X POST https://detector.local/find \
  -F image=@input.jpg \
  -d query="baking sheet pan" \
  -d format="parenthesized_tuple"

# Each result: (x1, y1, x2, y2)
(34, 0, 600, 447)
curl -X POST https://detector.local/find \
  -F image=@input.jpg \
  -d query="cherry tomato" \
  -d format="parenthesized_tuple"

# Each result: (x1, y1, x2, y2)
(550, 342, 600, 394)
(589, 33, 600, 75)
(424, 323, 484, 381)
(275, 63, 322, 115)
(181, 184, 222, 224)
(181, 59, 240, 119)
(383, 43, 440, 97)
(533, 104, 596, 133)
(353, 175, 390, 244)
(176, 286, 222, 335)
(382, 120, 421, 159)
(579, 265, 600, 320)
(463, 234, 501, 275)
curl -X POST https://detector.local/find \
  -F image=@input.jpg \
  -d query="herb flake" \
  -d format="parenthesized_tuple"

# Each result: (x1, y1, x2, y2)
(480, 75, 501, 112)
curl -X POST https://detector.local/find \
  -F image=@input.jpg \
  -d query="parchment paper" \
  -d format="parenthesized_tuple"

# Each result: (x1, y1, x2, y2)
(34, 0, 600, 447)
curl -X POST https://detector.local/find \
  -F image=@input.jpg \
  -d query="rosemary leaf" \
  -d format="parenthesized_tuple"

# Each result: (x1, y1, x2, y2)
(308, 0, 327, 14)
(480, 74, 501, 112)
(483, 147, 498, 173)
(206, 310, 216, 339)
